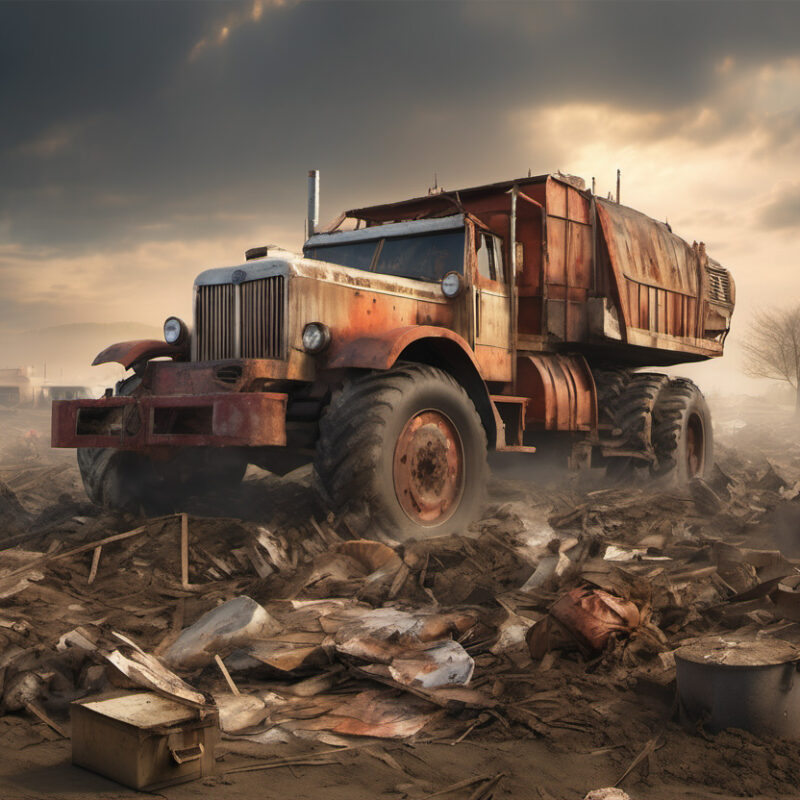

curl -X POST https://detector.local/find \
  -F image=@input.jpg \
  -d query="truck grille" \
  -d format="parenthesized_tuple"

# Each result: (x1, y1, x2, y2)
(705, 264, 732, 305)
(195, 276, 286, 361)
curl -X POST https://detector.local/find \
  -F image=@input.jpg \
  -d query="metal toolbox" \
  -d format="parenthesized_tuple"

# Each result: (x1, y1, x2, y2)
(71, 691, 219, 791)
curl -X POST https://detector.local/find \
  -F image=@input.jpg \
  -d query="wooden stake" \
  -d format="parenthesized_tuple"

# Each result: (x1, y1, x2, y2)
(180, 513, 190, 588)
(25, 701, 68, 738)
(214, 654, 240, 696)
(87, 546, 102, 585)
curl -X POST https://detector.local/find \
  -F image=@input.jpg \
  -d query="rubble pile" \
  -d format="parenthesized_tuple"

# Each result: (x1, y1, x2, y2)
(4, 405, 800, 797)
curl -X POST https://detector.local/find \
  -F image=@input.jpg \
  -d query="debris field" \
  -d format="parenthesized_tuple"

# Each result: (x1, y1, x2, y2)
(2, 403, 800, 800)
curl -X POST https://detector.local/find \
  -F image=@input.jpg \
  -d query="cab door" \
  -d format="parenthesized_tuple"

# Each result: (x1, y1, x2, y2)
(472, 228, 513, 382)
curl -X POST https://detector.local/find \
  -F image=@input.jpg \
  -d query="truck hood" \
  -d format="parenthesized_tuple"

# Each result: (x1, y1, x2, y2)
(194, 249, 448, 302)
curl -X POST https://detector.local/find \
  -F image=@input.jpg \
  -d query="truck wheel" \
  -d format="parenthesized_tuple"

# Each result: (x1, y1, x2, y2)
(652, 378, 713, 484)
(599, 372, 669, 481)
(314, 364, 488, 540)
(77, 447, 165, 514)
(77, 373, 246, 513)
(78, 446, 247, 514)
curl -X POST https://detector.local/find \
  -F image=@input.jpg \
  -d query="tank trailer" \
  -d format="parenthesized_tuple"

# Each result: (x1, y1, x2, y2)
(52, 171, 735, 539)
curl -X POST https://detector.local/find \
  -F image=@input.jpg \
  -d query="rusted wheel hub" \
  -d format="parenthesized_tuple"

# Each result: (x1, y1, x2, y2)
(393, 410, 464, 525)
(686, 412, 705, 478)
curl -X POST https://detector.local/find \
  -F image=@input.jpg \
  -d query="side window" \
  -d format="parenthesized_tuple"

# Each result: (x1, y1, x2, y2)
(491, 235, 504, 281)
(476, 232, 503, 282)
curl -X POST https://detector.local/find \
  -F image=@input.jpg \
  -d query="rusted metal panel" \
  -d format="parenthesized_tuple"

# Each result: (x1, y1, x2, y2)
(516, 353, 597, 432)
(323, 325, 478, 372)
(92, 340, 186, 369)
(145, 359, 288, 396)
(595, 198, 734, 355)
(51, 392, 287, 449)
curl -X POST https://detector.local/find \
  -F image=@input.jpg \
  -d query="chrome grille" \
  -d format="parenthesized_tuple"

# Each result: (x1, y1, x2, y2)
(196, 276, 286, 361)
(196, 284, 235, 360)
(241, 275, 285, 359)
(705, 264, 732, 305)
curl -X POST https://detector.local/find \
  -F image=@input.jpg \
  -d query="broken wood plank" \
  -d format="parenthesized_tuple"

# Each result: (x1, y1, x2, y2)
(25, 700, 68, 738)
(87, 546, 102, 585)
(4, 525, 149, 580)
(214, 653, 241, 696)
(180, 513, 190, 589)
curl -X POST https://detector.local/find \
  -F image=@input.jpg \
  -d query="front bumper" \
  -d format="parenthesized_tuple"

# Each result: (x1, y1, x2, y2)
(51, 392, 288, 449)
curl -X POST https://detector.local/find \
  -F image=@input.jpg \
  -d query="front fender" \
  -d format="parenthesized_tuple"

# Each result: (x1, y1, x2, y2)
(322, 326, 498, 447)
(323, 325, 479, 371)
(92, 339, 186, 369)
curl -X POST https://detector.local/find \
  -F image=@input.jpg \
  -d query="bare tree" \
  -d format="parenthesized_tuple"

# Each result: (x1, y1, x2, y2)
(742, 306, 800, 412)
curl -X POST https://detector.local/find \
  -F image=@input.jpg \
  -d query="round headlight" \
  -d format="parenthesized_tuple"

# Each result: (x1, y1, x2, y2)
(441, 271, 464, 298)
(302, 322, 331, 353)
(163, 317, 188, 345)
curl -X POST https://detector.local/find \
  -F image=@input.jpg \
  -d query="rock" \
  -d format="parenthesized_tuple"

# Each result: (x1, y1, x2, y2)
(164, 596, 281, 668)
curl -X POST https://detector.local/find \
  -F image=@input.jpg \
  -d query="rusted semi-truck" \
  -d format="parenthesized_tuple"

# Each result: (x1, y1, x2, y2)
(52, 172, 735, 538)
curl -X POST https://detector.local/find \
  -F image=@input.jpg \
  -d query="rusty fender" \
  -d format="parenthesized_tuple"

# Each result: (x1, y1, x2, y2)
(323, 325, 477, 371)
(51, 392, 287, 449)
(322, 325, 499, 447)
(92, 340, 187, 370)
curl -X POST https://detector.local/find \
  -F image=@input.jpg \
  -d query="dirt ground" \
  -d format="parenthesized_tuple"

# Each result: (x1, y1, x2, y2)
(2, 397, 800, 800)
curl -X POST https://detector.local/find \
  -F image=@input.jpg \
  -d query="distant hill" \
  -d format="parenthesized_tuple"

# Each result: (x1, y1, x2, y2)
(0, 322, 162, 387)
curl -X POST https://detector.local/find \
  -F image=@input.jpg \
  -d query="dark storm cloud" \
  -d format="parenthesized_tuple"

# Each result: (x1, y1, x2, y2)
(759, 182, 800, 230)
(2, 0, 800, 254)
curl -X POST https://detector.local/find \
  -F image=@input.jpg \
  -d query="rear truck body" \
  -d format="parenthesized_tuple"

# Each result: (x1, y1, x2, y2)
(52, 171, 735, 538)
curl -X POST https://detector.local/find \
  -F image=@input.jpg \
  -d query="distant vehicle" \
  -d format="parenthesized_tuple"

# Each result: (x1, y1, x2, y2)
(52, 171, 735, 539)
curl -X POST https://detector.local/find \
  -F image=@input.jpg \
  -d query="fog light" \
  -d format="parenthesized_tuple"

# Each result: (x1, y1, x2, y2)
(302, 322, 331, 353)
(164, 317, 188, 345)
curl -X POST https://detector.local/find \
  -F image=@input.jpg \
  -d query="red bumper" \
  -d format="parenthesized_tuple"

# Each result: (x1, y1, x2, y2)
(51, 392, 288, 449)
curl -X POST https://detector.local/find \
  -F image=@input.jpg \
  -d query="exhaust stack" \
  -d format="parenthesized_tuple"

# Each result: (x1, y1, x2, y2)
(307, 169, 319, 238)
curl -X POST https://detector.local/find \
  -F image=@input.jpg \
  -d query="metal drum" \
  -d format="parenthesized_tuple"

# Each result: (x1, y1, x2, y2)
(675, 638, 800, 739)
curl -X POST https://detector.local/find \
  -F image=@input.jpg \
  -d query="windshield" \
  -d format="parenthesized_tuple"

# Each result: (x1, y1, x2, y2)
(305, 228, 465, 283)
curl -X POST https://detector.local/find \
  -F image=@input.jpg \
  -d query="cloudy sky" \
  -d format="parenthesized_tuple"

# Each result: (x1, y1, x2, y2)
(2, 0, 800, 390)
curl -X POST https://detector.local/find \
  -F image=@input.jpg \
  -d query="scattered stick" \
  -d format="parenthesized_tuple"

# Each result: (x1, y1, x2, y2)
(467, 773, 505, 800)
(25, 701, 68, 738)
(4, 525, 148, 580)
(422, 772, 498, 799)
(180, 513, 190, 588)
(87, 546, 102, 585)
(225, 757, 340, 773)
(450, 719, 480, 745)
(214, 654, 240, 696)
(615, 734, 661, 786)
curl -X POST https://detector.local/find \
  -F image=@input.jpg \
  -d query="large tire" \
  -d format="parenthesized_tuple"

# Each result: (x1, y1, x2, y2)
(314, 364, 488, 541)
(77, 447, 165, 514)
(77, 375, 246, 514)
(78, 444, 247, 515)
(652, 378, 713, 484)
(597, 372, 669, 480)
